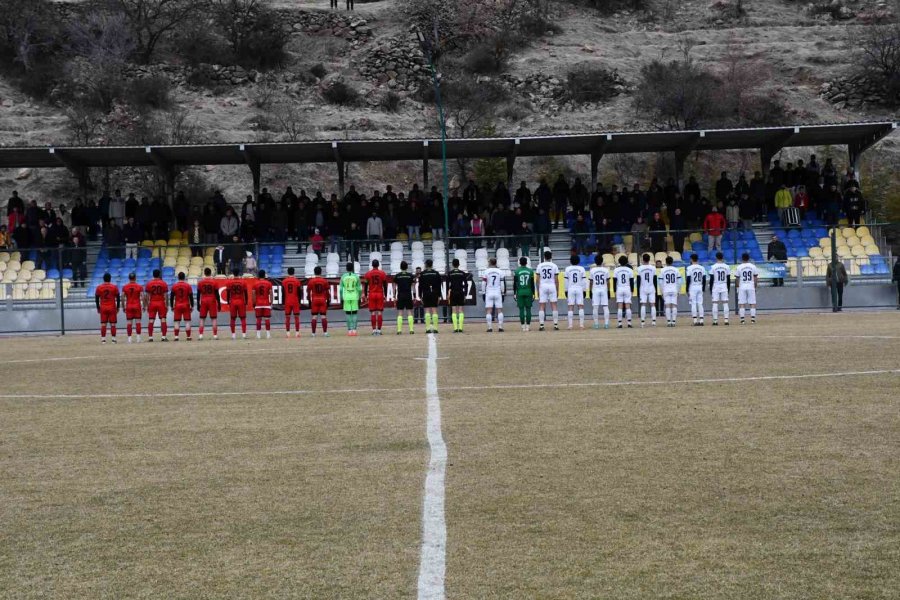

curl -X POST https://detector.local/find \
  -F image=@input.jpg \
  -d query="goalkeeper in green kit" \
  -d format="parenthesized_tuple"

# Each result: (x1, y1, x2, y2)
(340, 262, 361, 336)
(513, 256, 536, 331)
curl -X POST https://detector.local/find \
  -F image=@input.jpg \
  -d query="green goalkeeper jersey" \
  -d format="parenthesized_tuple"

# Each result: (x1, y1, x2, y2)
(513, 266, 535, 297)
(340, 272, 361, 299)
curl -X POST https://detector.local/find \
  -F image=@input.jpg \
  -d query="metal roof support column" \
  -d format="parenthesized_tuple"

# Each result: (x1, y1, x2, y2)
(240, 144, 261, 201)
(49, 148, 89, 198)
(674, 132, 703, 190)
(848, 123, 896, 186)
(146, 147, 175, 206)
(506, 138, 520, 188)
(589, 135, 611, 192)
(760, 127, 799, 179)
(422, 140, 429, 192)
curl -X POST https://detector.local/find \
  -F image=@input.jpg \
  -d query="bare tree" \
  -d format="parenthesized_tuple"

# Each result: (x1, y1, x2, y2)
(108, 0, 208, 63)
(272, 100, 308, 142)
(65, 105, 104, 145)
(0, 0, 59, 71)
(862, 24, 900, 82)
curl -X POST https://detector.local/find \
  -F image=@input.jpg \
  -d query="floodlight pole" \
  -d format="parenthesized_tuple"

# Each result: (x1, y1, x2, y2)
(416, 27, 451, 269)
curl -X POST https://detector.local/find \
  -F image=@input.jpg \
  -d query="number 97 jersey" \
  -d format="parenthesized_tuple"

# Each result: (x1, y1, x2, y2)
(536, 261, 559, 303)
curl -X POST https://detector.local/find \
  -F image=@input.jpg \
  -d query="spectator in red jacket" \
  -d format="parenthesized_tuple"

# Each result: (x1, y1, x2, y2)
(703, 207, 727, 252)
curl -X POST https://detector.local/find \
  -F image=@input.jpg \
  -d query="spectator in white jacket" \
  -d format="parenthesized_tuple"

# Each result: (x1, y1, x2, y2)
(366, 211, 383, 251)
(725, 197, 740, 229)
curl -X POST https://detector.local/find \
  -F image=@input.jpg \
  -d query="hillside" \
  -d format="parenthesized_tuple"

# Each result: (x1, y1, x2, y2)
(1, 0, 899, 212)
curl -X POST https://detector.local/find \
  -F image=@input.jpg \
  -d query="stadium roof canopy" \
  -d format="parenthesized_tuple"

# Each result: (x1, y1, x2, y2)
(1, 121, 895, 195)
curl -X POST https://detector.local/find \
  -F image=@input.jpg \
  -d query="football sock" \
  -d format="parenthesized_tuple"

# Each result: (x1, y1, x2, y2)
(185, 325, 191, 339)
(496, 312, 502, 328)
(230, 319, 236, 334)
(603, 306, 610, 325)
(256, 320, 262, 331)
(739, 307, 746, 319)
(485, 313, 491, 329)
(552, 309, 558, 324)
(311, 318, 317, 334)
(671, 308, 677, 323)
(625, 308, 632, 322)
(136, 322, 141, 335)
(240, 318, 247, 334)
(100, 324, 106, 339)
(458, 313, 464, 330)
(212, 323, 217, 335)
(161, 323, 168, 337)
(750, 307, 757, 318)
(371, 314, 377, 329)
(424, 313, 431, 330)
(408, 315, 414, 332)
(640, 305, 646, 321)
(148, 322, 154, 337)
(264, 319, 270, 331)
(651, 306, 657, 322)
(723, 305, 729, 320)
(592, 305, 599, 325)
(712, 303, 718, 320)
(174, 326, 180, 337)
(322, 318, 328, 333)
(377, 313, 383, 330)
(567, 310, 573, 328)
(199, 322, 204, 335)
(110, 325, 116, 338)
(578, 308, 584, 327)
(617, 308, 623, 323)
(524, 309, 531, 325)
(539, 310, 545, 325)
(398, 317, 403, 332)
(127, 323, 133, 336)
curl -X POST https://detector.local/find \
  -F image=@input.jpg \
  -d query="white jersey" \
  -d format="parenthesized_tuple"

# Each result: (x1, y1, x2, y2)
(482, 267, 505, 294)
(637, 264, 657, 295)
(564, 265, 586, 292)
(737, 262, 759, 290)
(589, 266, 610, 296)
(686, 264, 706, 290)
(709, 262, 731, 292)
(660, 266, 680, 295)
(613, 266, 633, 292)
(536, 261, 559, 287)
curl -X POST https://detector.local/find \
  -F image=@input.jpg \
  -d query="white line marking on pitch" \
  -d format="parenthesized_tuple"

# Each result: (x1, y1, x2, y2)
(417, 333, 447, 600)
(766, 335, 900, 340)
(1, 368, 897, 401)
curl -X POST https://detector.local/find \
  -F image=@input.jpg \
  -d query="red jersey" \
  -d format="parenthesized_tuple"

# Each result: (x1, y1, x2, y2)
(122, 282, 143, 309)
(363, 269, 387, 297)
(95, 282, 120, 310)
(197, 278, 219, 304)
(252, 279, 273, 307)
(226, 279, 248, 305)
(281, 276, 301, 305)
(171, 281, 193, 308)
(146, 279, 169, 305)
(306, 276, 330, 302)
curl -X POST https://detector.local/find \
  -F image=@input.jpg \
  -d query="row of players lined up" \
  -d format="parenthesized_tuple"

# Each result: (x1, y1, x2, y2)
(93, 250, 759, 342)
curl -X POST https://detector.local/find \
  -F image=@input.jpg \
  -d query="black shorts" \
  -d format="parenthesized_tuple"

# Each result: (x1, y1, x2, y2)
(396, 295, 414, 310)
(448, 290, 466, 307)
(422, 292, 440, 308)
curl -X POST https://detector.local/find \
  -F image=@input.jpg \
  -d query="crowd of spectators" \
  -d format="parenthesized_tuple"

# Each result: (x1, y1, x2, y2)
(2, 154, 870, 265)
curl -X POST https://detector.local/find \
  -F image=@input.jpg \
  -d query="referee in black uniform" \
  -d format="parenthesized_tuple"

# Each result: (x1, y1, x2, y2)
(447, 258, 468, 333)
(394, 261, 416, 334)
(418, 259, 443, 334)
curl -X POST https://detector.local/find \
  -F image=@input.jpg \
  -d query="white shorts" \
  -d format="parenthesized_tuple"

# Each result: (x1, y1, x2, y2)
(484, 291, 503, 309)
(615, 289, 632, 304)
(738, 287, 757, 305)
(639, 290, 655, 304)
(663, 292, 678, 305)
(689, 288, 704, 306)
(539, 283, 558, 304)
(711, 289, 729, 303)
(567, 288, 584, 306)
(591, 290, 609, 307)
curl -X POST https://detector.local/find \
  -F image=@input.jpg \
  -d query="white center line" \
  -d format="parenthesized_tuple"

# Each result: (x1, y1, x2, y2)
(417, 333, 447, 600)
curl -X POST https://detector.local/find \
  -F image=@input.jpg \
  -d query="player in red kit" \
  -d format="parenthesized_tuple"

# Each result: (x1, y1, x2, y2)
(196, 268, 221, 340)
(95, 272, 120, 343)
(145, 269, 169, 342)
(363, 259, 388, 335)
(307, 266, 330, 337)
(252, 269, 274, 339)
(282, 266, 302, 338)
(170, 272, 194, 341)
(225, 269, 249, 339)
(122, 272, 144, 343)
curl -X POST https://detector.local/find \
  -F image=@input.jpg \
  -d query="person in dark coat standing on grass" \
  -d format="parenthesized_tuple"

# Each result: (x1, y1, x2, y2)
(826, 261, 849, 310)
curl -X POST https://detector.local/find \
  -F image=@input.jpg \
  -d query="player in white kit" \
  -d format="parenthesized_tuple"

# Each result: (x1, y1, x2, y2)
(589, 255, 611, 329)
(564, 255, 586, 329)
(636, 253, 658, 327)
(536, 250, 560, 331)
(612, 255, 634, 328)
(659, 256, 681, 327)
(685, 253, 707, 326)
(736, 252, 759, 325)
(482, 257, 505, 332)
(708, 252, 731, 326)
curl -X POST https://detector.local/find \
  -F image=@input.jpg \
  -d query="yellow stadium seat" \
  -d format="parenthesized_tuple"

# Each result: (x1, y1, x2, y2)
(1, 272, 14, 283)
(808, 247, 823, 259)
(177, 248, 191, 258)
(819, 237, 830, 249)
(849, 262, 861, 276)
(204, 247, 215, 257)
(838, 218, 848, 226)
(654, 252, 667, 263)
(0, 252, 8, 262)
(864, 244, 880, 255)
(846, 235, 860, 247)
(176, 266, 188, 276)
(15, 270, 31, 282)
(31, 269, 45, 281)
(12, 284, 26, 300)
(851, 245, 867, 257)
(190, 256, 203, 267)
(175, 257, 190, 267)
(203, 256, 215, 267)
(623, 235, 634, 252)
(21, 260, 35, 271)
(25, 286, 40, 300)
(836, 238, 848, 249)
(40, 286, 56, 300)
(0, 285, 6, 300)
(28, 280, 42, 291)
(169, 231, 182, 242)
(421, 232, 432, 241)
(141, 240, 155, 247)
(669, 251, 682, 262)
(841, 227, 855, 239)
(836, 246, 850, 258)
(859, 235, 875, 246)
(628, 253, 638, 265)
(163, 257, 177, 268)
(7, 260, 20, 271)
(856, 226, 870, 238)
(602, 253, 614, 264)
(0, 262, 5, 273)
(689, 232, 703, 243)
(151, 248, 162, 259)
(9, 251, 20, 262)
(155, 239, 168, 246)
(164, 247, 178, 257)
(188, 266, 202, 277)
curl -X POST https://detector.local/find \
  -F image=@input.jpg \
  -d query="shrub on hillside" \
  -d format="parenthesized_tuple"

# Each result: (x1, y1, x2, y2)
(127, 74, 172, 110)
(463, 42, 505, 74)
(634, 57, 719, 129)
(310, 63, 327, 79)
(566, 64, 622, 103)
(213, 0, 289, 70)
(380, 91, 402, 112)
(322, 81, 360, 106)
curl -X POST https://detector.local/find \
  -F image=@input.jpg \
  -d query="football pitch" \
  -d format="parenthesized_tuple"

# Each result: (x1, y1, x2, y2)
(1, 313, 899, 599)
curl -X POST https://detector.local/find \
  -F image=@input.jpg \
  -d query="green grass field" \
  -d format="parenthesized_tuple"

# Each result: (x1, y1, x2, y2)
(1, 312, 899, 599)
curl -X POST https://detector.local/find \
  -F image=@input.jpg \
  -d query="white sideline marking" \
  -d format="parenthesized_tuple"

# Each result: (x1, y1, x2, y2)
(417, 333, 447, 600)
(1, 368, 897, 401)
(767, 335, 900, 340)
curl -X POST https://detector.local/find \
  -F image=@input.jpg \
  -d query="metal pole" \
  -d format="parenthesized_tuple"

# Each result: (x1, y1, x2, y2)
(830, 225, 839, 312)
(58, 246, 66, 335)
